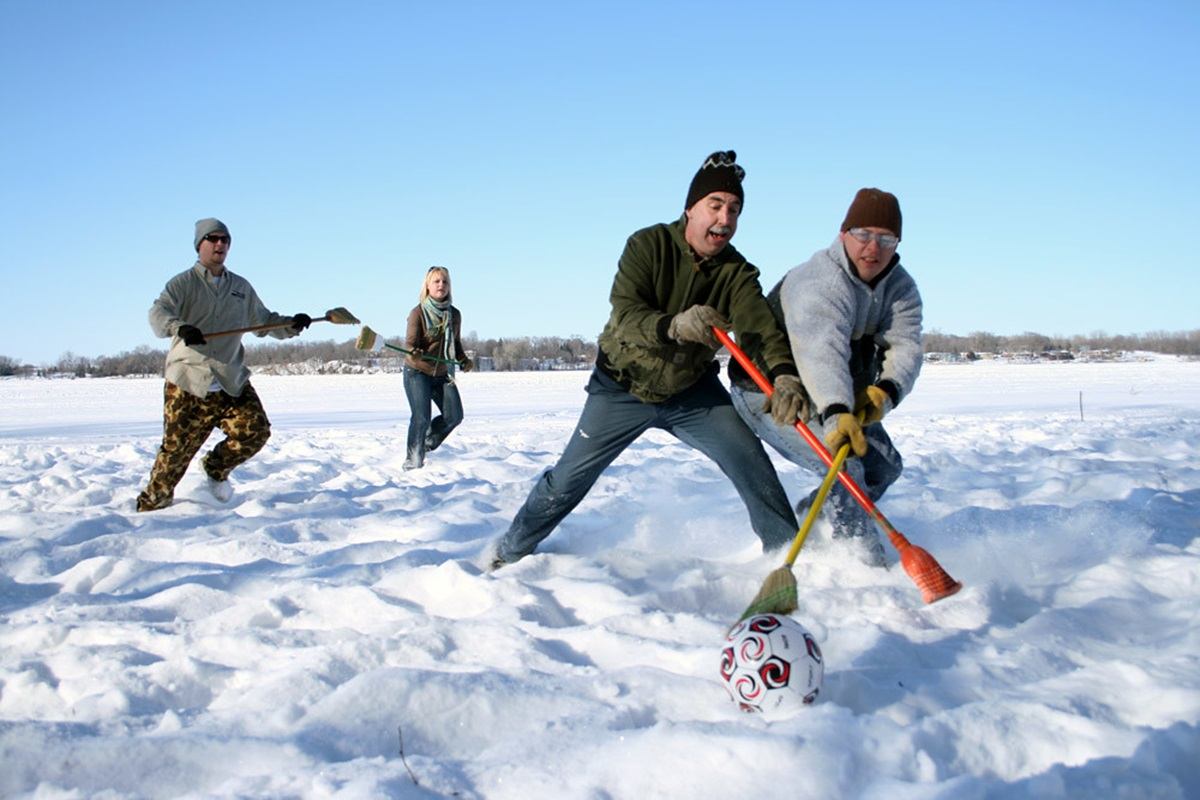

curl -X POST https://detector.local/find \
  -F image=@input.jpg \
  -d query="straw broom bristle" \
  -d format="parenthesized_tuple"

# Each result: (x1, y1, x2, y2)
(326, 307, 360, 324)
(355, 325, 377, 350)
(729, 567, 798, 633)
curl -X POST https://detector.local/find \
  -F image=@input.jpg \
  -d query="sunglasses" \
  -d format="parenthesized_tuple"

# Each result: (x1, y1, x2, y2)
(203, 234, 231, 244)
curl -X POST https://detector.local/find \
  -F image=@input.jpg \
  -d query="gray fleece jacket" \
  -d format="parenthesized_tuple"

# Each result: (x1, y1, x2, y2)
(149, 262, 299, 398)
(778, 238, 923, 421)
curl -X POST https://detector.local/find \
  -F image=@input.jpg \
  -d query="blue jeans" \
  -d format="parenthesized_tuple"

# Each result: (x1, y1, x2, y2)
(403, 368, 463, 468)
(730, 384, 901, 553)
(497, 367, 799, 562)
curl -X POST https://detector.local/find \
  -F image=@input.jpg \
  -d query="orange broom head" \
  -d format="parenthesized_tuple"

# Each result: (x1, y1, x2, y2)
(899, 544, 963, 604)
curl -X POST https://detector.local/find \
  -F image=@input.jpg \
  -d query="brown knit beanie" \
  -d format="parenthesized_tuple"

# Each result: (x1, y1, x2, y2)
(194, 218, 231, 251)
(840, 188, 902, 239)
(685, 150, 745, 210)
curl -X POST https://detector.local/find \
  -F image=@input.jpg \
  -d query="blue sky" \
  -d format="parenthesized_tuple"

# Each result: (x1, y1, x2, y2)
(2, 0, 1197, 365)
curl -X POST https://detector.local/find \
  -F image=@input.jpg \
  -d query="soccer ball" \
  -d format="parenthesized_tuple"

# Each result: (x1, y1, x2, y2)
(720, 613, 823, 715)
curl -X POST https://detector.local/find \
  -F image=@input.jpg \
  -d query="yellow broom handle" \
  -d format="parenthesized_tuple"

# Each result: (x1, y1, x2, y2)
(784, 443, 851, 567)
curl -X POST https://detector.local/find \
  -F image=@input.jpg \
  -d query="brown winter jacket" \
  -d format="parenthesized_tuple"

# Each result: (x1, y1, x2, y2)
(405, 305, 467, 377)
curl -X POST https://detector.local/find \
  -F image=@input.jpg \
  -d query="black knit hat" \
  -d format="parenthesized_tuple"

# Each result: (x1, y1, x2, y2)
(685, 150, 745, 210)
(840, 188, 902, 239)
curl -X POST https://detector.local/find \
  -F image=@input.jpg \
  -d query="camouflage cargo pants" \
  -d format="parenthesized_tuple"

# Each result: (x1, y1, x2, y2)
(136, 381, 271, 511)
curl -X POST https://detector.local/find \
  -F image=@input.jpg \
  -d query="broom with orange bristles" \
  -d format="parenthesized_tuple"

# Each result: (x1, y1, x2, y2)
(715, 327, 962, 605)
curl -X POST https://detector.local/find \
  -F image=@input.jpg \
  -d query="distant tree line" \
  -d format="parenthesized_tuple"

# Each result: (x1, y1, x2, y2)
(923, 329, 1200, 356)
(243, 332, 598, 371)
(0, 332, 601, 377)
(2, 329, 1194, 378)
(0, 347, 168, 378)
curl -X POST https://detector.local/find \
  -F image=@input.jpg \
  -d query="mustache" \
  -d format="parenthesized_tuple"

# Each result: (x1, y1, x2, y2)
(709, 225, 733, 236)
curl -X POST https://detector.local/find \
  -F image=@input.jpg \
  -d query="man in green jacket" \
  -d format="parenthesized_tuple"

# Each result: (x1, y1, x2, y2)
(136, 218, 312, 512)
(488, 151, 807, 568)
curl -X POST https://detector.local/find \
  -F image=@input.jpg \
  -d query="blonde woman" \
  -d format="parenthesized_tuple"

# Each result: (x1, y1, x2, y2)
(402, 266, 472, 470)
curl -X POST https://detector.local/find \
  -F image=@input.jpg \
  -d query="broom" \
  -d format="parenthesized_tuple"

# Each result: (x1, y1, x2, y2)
(715, 327, 962, 604)
(355, 325, 463, 366)
(732, 441, 851, 628)
(203, 306, 360, 340)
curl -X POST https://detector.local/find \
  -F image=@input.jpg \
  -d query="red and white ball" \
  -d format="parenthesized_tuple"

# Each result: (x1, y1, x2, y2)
(720, 613, 823, 715)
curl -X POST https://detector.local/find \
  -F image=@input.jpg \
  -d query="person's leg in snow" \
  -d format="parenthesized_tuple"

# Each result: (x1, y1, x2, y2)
(491, 369, 798, 568)
(200, 382, 271, 501)
(137, 382, 223, 511)
(658, 370, 797, 553)
(402, 367, 433, 470)
(494, 369, 654, 565)
(424, 376, 463, 454)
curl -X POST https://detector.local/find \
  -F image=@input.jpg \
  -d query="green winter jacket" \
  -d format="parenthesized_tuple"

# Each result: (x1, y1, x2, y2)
(596, 217, 797, 403)
(149, 263, 299, 398)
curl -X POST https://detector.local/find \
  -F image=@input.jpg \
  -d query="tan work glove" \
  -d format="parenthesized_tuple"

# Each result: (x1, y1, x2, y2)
(667, 305, 729, 349)
(763, 374, 807, 426)
(461, 357, 474, 372)
(823, 413, 868, 458)
(854, 384, 893, 425)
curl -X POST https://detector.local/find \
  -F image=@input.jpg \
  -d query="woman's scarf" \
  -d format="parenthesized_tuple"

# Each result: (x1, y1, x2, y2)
(420, 296, 455, 371)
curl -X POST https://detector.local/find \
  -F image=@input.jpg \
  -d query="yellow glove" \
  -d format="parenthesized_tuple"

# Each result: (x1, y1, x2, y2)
(854, 384, 892, 425)
(823, 413, 868, 458)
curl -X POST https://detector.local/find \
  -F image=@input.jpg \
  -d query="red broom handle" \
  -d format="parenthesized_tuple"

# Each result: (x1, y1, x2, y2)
(716, 327, 912, 547)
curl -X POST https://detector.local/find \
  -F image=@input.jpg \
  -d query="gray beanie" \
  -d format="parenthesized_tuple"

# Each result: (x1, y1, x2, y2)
(194, 218, 231, 251)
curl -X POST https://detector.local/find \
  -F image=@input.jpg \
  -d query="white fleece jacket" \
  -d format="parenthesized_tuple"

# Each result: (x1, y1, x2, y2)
(778, 238, 923, 420)
(149, 262, 298, 398)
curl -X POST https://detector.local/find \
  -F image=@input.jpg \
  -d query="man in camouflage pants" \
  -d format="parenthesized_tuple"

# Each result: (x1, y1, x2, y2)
(137, 218, 312, 512)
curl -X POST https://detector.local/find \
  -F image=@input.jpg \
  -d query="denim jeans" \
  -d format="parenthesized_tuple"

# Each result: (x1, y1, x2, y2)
(497, 367, 799, 562)
(403, 367, 463, 468)
(730, 384, 901, 553)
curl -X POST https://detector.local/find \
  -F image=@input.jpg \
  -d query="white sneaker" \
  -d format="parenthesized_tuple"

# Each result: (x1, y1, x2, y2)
(205, 475, 234, 503)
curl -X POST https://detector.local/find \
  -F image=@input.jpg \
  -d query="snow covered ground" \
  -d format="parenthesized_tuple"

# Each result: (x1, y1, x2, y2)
(1, 358, 1198, 799)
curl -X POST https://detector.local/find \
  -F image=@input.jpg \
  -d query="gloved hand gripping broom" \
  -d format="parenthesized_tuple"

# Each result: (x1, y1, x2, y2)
(715, 327, 962, 605)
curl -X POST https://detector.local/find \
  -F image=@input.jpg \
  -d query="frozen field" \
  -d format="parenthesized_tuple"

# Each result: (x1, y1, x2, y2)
(0, 358, 1197, 798)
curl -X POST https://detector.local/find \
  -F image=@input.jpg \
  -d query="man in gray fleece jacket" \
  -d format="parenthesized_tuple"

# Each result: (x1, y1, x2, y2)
(729, 188, 923, 566)
(136, 218, 312, 512)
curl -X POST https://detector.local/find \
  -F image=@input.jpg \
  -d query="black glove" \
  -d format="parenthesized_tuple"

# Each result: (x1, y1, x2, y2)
(290, 313, 313, 331)
(177, 324, 206, 346)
